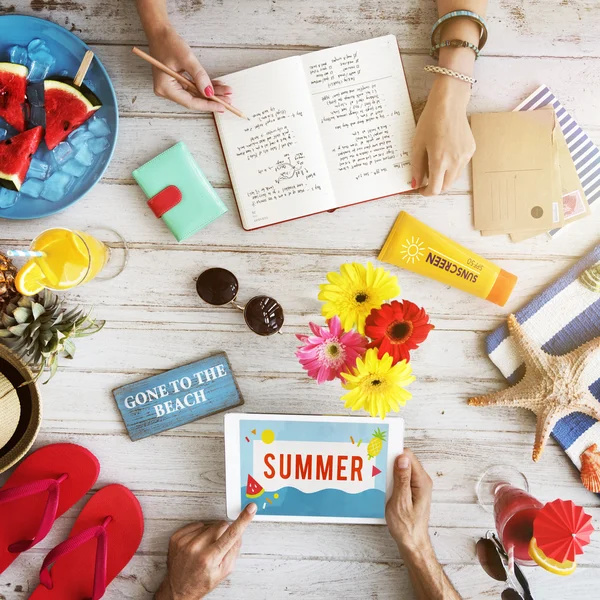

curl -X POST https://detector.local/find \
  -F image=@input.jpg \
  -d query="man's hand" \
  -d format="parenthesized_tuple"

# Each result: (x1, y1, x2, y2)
(386, 449, 434, 555)
(386, 450, 462, 600)
(146, 24, 232, 112)
(155, 503, 257, 600)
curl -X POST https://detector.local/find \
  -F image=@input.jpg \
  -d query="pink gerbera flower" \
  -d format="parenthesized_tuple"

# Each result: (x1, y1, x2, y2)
(296, 316, 368, 384)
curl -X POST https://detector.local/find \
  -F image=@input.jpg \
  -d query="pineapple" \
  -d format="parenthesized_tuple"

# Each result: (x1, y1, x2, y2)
(367, 427, 387, 460)
(0, 252, 17, 311)
(0, 289, 105, 383)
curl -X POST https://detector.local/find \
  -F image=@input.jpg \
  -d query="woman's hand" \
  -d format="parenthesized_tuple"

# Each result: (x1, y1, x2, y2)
(146, 24, 232, 112)
(412, 76, 475, 196)
(155, 504, 256, 600)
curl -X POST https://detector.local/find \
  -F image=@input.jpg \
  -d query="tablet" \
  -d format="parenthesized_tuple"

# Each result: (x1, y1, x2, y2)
(225, 413, 403, 524)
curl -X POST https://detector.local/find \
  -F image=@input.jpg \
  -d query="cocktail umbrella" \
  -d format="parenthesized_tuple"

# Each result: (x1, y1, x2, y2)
(533, 499, 594, 563)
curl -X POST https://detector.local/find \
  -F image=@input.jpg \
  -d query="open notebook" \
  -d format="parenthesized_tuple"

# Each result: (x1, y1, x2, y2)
(215, 35, 416, 230)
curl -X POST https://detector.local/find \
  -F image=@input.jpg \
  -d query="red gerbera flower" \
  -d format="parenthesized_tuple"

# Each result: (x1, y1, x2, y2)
(365, 300, 434, 364)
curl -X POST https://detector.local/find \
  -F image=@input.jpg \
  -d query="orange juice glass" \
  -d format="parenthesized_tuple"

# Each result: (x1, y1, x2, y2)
(16, 228, 110, 295)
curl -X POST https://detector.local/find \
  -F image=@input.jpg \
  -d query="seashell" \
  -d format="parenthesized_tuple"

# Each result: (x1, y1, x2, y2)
(580, 443, 600, 493)
(580, 262, 600, 293)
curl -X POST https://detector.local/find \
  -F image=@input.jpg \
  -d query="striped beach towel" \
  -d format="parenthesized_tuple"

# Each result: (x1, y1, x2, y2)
(487, 245, 600, 473)
(515, 85, 600, 236)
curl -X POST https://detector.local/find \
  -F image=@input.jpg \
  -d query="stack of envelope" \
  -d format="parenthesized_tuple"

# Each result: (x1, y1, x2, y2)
(470, 92, 596, 242)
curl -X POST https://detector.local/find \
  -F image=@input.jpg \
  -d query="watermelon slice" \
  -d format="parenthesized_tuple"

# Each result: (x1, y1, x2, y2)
(44, 78, 102, 150)
(0, 63, 28, 132)
(0, 126, 44, 191)
(245, 474, 265, 499)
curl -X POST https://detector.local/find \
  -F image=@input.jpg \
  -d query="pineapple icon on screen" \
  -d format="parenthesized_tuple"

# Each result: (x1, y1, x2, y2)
(367, 428, 387, 460)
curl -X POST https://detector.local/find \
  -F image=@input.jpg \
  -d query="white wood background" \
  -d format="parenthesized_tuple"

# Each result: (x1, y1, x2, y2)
(1, 1, 600, 598)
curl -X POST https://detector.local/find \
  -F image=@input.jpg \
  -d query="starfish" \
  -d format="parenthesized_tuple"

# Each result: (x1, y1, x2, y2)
(469, 314, 600, 462)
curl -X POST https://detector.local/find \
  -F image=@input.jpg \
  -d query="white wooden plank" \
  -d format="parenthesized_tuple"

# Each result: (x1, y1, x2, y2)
(17, 430, 592, 506)
(5, 554, 598, 600)
(3, 185, 600, 259)
(11, 0, 600, 57)
(85, 45, 600, 124)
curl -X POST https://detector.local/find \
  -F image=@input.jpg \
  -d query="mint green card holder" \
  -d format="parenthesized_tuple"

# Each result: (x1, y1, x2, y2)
(132, 142, 227, 242)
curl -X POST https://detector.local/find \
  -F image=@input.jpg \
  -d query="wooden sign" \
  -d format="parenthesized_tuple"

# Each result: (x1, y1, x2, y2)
(113, 353, 243, 441)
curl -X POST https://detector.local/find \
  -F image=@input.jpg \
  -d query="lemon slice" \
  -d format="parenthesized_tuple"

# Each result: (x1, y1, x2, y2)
(15, 260, 46, 296)
(528, 537, 576, 576)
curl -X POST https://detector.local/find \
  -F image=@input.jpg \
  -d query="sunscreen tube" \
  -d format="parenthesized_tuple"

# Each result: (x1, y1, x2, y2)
(379, 212, 517, 306)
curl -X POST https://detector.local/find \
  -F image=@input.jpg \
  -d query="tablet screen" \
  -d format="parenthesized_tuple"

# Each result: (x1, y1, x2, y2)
(236, 417, 392, 520)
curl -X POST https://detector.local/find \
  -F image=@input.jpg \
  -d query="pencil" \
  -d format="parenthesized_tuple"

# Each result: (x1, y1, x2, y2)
(132, 47, 248, 120)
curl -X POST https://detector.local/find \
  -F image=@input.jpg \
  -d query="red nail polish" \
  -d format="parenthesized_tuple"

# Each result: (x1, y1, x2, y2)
(411, 178, 417, 189)
(204, 86, 214, 97)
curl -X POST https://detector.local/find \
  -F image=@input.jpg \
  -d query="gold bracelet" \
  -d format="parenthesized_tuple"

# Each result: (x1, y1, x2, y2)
(424, 65, 476, 86)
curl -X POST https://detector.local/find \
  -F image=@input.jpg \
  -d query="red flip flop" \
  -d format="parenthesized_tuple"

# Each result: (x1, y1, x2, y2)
(0, 443, 100, 574)
(30, 484, 144, 600)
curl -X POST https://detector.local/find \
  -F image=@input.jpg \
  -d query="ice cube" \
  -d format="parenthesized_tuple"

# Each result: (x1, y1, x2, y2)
(9, 45, 28, 66)
(68, 128, 94, 149)
(21, 178, 44, 198)
(0, 128, 7, 142)
(88, 136, 109, 155)
(0, 188, 18, 209)
(41, 171, 72, 202)
(28, 156, 50, 180)
(61, 159, 87, 178)
(87, 117, 110, 137)
(27, 39, 44, 54)
(52, 142, 74, 166)
(26, 82, 45, 107)
(27, 40, 56, 83)
(29, 106, 46, 129)
(74, 144, 94, 167)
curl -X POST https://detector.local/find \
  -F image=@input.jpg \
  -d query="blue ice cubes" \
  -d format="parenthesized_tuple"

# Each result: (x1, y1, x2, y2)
(0, 188, 18, 209)
(74, 144, 94, 167)
(27, 39, 44, 54)
(0, 128, 7, 142)
(28, 156, 50, 181)
(21, 178, 44, 198)
(41, 171, 72, 202)
(27, 39, 56, 82)
(88, 117, 111, 137)
(68, 128, 94, 149)
(9, 45, 28, 66)
(27, 82, 44, 107)
(88, 136, 109, 155)
(62, 159, 87, 177)
(52, 142, 74, 166)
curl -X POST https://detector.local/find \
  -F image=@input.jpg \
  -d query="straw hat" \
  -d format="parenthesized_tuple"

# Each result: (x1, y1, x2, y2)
(0, 345, 42, 474)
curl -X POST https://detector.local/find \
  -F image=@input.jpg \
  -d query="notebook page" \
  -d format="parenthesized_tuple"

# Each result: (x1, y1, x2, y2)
(214, 58, 336, 229)
(301, 35, 415, 207)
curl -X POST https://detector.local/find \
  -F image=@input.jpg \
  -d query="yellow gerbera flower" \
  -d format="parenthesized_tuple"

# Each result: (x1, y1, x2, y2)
(318, 262, 400, 334)
(341, 348, 415, 418)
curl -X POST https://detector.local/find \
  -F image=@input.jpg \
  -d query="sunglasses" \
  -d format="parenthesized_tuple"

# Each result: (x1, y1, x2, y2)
(196, 268, 284, 336)
(476, 532, 534, 600)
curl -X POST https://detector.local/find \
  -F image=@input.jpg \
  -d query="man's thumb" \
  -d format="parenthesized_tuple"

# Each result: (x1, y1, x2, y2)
(392, 454, 412, 496)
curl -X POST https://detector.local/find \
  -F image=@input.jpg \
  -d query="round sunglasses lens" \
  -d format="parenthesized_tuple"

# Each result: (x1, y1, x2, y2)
(196, 268, 239, 305)
(476, 539, 507, 582)
(502, 589, 523, 600)
(244, 296, 284, 336)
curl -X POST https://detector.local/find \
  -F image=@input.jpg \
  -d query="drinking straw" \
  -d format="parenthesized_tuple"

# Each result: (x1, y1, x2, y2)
(507, 544, 515, 575)
(6, 250, 45, 258)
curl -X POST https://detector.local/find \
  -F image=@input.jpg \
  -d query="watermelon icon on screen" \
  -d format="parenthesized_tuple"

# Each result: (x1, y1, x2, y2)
(246, 474, 264, 499)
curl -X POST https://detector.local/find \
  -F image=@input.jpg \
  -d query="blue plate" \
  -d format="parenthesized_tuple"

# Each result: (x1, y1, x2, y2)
(0, 15, 118, 220)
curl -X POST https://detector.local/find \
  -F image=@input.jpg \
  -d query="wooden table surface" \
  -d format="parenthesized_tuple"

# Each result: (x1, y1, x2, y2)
(2, 1, 600, 598)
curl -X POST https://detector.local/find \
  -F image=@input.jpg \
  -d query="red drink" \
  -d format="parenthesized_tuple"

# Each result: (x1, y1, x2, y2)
(494, 483, 544, 566)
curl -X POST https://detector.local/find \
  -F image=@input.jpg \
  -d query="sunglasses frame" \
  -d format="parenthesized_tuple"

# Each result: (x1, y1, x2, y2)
(477, 532, 534, 600)
(196, 268, 285, 337)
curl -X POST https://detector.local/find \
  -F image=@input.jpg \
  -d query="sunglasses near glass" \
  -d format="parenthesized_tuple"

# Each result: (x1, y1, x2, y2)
(476, 532, 534, 600)
(196, 268, 284, 336)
